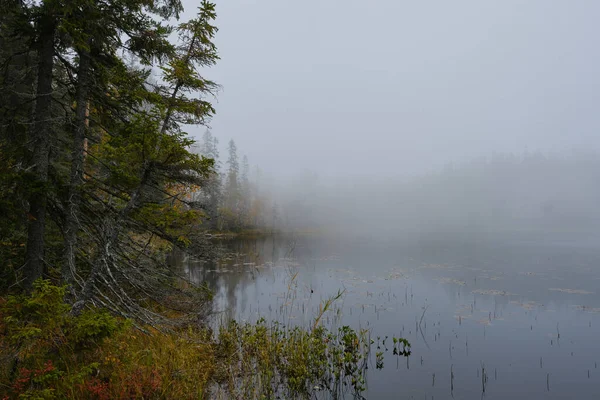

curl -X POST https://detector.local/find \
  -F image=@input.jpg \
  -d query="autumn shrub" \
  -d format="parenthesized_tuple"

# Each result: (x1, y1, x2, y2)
(0, 280, 121, 398)
(0, 280, 214, 399)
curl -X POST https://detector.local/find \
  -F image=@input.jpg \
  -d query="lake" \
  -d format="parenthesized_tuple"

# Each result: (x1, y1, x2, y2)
(172, 231, 600, 399)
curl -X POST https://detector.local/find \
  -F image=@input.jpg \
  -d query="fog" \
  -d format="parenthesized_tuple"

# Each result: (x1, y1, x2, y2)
(184, 0, 600, 235)
(272, 151, 600, 236)
(173, 4, 600, 397)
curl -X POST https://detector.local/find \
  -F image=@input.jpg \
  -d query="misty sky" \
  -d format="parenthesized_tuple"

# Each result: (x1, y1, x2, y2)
(182, 0, 600, 178)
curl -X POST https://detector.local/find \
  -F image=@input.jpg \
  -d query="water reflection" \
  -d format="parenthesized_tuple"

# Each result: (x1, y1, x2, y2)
(173, 233, 600, 399)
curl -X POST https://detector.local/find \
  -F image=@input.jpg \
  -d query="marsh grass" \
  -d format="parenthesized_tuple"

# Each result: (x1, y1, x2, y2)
(211, 319, 373, 399)
(0, 280, 410, 399)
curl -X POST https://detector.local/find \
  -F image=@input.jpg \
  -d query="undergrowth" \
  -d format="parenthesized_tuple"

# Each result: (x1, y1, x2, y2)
(0, 281, 410, 399)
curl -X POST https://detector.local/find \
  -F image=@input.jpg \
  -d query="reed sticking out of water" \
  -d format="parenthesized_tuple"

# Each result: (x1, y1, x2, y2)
(451, 364, 455, 397)
(481, 363, 488, 394)
(419, 304, 429, 329)
(312, 289, 345, 330)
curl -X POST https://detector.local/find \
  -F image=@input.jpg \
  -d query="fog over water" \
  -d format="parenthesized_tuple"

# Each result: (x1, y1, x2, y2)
(275, 152, 600, 236)
(177, 1, 600, 398)
(180, 0, 600, 237)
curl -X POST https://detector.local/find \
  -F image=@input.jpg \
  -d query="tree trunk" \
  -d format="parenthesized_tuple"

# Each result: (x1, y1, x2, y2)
(24, 13, 55, 290)
(62, 46, 91, 287)
(71, 165, 153, 314)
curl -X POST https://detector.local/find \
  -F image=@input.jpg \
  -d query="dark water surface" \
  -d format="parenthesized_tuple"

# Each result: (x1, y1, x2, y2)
(174, 232, 600, 399)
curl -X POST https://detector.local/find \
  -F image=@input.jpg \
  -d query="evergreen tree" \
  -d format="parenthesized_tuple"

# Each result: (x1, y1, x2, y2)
(239, 154, 250, 227)
(0, 0, 189, 291)
(0, 1, 38, 285)
(60, 0, 180, 287)
(195, 129, 222, 229)
(0, 0, 221, 322)
(221, 139, 239, 229)
(22, 0, 58, 290)
(73, 1, 219, 314)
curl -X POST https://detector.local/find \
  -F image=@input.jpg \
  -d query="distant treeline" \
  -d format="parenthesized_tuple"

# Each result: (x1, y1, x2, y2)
(190, 131, 280, 232)
(278, 152, 600, 234)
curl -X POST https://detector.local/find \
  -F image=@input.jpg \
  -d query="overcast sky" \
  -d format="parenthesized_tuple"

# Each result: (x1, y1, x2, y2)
(181, 0, 600, 178)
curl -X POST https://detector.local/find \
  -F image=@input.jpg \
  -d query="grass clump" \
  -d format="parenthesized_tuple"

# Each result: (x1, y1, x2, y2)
(211, 320, 374, 399)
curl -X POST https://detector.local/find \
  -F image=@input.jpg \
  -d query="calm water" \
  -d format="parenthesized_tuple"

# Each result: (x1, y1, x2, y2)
(173, 232, 600, 399)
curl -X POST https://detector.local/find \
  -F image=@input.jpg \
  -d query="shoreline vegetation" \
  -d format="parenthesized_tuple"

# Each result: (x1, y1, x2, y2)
(0, 280, 410, 399)
(205, 228, 331, 240)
